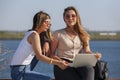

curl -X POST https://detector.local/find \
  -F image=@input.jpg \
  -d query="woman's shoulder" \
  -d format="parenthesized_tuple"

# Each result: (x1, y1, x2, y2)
(26, 30, 38, 37)
(27, 30, 37, 34)
(27, 30, 36, 33)
(52, 28, 65, 38)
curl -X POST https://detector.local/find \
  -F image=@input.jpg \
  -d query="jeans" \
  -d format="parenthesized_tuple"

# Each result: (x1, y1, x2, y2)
(10, 65, 51, 80)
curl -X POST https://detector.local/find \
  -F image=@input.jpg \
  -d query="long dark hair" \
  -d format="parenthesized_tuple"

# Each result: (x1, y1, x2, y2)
(28, 11, 52, 40)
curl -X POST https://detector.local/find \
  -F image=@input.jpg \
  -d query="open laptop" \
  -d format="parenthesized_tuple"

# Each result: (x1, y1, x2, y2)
(68, 54, 97, 68)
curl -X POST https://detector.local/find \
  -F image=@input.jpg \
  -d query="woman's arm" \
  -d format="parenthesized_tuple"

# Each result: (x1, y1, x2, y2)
(28, 32, 68, 70)
(49, 38, 62, 61)
(43, 40, 61, 61)
(50, 39, 58, 57)
(84, 40, 102, 60)
(43, 42, 50, 56)
(83, 40, 91, 53)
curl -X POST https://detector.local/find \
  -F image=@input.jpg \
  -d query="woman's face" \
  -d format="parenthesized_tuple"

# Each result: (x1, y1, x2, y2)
(41, 18, 51, 32)
(64, 10, 77, 28)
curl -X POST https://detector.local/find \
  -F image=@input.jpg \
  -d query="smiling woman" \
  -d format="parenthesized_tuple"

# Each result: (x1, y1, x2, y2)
(9, 11, 68, 80)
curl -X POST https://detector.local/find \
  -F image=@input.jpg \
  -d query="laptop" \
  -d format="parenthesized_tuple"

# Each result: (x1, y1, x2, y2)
(68, 53, 97, 68)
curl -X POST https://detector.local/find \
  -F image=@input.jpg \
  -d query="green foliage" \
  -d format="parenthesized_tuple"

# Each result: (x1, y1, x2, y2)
(0, 31, 25, 40)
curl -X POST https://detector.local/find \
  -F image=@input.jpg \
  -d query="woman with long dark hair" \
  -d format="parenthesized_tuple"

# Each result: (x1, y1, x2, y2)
(10, 11, 68, 80)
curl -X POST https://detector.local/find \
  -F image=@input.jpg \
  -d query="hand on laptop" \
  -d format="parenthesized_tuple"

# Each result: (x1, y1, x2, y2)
(95, 52, 102, 60)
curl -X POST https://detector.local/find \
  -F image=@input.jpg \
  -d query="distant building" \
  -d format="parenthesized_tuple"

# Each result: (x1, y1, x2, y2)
(99, 32, 117, 36)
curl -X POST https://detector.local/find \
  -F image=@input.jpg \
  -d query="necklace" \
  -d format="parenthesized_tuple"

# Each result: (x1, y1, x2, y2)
(65, 28, 78, 40)
(65, 28, 77, 35)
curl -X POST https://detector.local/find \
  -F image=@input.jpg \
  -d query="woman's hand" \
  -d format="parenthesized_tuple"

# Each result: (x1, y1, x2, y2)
(57, 60, 68, 70)
(53, 56, 62, 61)
(95, 52, 102, 60)
(52, 56, 69, 70)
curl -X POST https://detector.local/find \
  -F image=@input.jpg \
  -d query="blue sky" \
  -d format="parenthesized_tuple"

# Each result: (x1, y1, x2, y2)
(0, 0, 120, 31)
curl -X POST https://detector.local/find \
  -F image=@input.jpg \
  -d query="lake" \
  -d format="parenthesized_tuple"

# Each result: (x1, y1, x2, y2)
(0, 40, 120, 78)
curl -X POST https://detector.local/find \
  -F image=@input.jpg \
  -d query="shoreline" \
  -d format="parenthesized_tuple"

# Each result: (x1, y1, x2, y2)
(0, 31, 120, 40)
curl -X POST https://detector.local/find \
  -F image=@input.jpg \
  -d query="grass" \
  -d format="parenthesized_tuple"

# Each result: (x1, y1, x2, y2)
(0, 31, 25, 40)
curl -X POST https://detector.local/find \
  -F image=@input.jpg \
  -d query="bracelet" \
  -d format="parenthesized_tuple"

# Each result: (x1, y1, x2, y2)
(50, 58, 53, 64)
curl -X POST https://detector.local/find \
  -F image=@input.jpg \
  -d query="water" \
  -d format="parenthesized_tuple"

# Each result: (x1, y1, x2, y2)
(0, 40, 120, 78)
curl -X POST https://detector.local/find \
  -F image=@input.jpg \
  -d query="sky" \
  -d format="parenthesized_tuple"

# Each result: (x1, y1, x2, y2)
(0, 0, 120, 31)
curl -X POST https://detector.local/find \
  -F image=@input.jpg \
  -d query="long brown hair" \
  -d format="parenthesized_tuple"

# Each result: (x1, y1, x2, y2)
(31, 11, 52, 40)
(63, 6, 90, 47)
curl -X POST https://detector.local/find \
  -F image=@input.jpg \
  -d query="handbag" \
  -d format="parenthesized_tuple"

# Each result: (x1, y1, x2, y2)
(94, 60, 109, 80)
